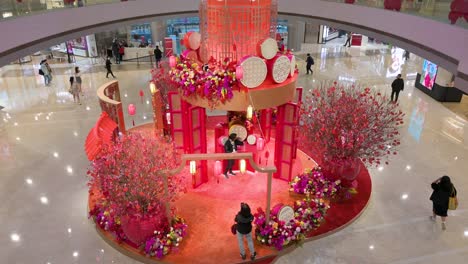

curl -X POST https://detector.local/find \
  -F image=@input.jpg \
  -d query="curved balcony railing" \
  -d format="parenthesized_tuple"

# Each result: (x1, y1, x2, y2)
(322, 0, 468, 29)
(0, 0, 134, 20)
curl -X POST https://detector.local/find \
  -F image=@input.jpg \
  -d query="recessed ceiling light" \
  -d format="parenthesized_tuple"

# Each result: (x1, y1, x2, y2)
(86, 106, 90, 111)
(40, 196, 48, 204)
(405, 165, 411, 170)
(67, 228, 72, 234)
(66, 166, 73, 174)
(16, 137, 21, 141)
(464, 230, 468, 237)
(73, 131, 78, 137)
(401, 193, 408, 200)
(73, 251, 79, 257)
(10, 233, 20, 242)
(26, 178, 33, 185)
(369, 245, 374, 250)
(378, 166, 384, 171)
(53, 152, 59, 158)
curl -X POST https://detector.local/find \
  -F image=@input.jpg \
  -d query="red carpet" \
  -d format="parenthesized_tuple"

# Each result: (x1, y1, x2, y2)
(89, 122, 372, 263)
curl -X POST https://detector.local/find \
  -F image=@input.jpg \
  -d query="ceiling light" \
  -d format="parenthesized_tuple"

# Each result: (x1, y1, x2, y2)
(26, 178, 33, 185)
(405, 165, 411, 170)
(369, 245, 374, 250)
(401, 193, 408, 200)
(10, 233, 20, 242)
(40, 196, 48, 204)
(53, 152, 59, 158)
(66, 166, 73, 174)
(73, 251, 79, 257)
(378, 166, 383, 171)
(16, 137, 20, 141)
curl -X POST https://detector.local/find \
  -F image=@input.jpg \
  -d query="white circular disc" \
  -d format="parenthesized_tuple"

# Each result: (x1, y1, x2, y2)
(240, 56, 267, 89)
(247, 134, 257, 145)
(271, 55, 291, 83)
(229, 125, 248, 142)
(290, 55, 296, 77)
(259, 38, 278, 60)
(188, 32, 201, 50)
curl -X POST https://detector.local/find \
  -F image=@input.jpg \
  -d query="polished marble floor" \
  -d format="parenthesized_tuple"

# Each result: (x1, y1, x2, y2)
(0, 44, 467, 264)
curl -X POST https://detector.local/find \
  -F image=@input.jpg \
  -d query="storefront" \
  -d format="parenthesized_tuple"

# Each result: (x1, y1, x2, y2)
(130, 23, 153, 47)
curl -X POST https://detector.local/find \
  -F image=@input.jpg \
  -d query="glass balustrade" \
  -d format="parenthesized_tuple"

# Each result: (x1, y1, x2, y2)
(0, 0, 134, 20)
(321, 0, 468, 29)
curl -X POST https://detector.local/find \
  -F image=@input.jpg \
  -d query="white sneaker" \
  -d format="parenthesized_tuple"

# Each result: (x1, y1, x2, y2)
(441, 222, 446, 230)
(429, 216, 436, 221)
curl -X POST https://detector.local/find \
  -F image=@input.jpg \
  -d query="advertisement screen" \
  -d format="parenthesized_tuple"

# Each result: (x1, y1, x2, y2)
(420, 59, 438, 90)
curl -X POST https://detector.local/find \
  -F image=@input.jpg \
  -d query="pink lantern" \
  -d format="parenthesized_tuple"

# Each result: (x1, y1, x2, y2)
(128, 104, 136, 126)
(235, 65, 243, 80)
(169, 56, 177, 67)
(128, 104, 136, 116)
(257, 137, 265, 151)
(214, 160, 222, 176)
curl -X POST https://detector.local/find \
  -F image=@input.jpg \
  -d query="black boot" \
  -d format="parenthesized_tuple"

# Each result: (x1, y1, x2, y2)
(251, 252, 257, 260)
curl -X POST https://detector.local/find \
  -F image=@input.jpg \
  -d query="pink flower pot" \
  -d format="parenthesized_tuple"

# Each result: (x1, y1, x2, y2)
(120, 214, 169, 246)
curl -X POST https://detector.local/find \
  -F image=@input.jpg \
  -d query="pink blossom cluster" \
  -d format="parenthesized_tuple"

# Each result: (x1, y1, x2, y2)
(169, 57, 238, 108)
(87, 132, 187, 219)
(289, 167, 341, 198)
(300, 85, 404, 167)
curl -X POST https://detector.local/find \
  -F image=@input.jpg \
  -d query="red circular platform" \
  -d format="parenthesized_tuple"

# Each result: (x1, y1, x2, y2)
(88, 124, 372, 264)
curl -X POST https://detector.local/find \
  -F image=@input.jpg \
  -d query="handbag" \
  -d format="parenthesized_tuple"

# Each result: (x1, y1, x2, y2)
(231, 224, 237, 235)
(448, 188, 458, 210)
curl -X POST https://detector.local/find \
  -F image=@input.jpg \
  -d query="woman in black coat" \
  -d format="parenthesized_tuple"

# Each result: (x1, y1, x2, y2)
(234, 203, 256, 260)
(430, 175, 457, 230)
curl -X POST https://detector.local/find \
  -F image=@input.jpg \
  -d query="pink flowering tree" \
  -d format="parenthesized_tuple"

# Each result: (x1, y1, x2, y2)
(88, 133, 187, 245)
(299, 85, 404, 178)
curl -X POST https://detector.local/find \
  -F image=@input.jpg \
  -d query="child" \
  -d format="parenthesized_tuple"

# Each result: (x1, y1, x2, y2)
(69, 76, 81, 105)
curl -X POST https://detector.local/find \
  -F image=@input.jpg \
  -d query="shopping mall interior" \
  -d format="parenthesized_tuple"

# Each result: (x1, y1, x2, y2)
(0, 1, 467, 264)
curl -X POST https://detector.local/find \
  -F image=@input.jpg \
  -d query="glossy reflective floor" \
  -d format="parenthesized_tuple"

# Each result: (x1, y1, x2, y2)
(0, 44, 467, 264)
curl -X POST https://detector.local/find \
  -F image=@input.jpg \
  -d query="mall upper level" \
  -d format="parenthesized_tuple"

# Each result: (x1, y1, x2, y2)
(0, 0, 467, 91)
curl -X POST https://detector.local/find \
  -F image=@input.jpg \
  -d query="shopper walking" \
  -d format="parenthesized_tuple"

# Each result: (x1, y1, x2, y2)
(74, 66, 83, 95)
(154, 46, 162, 68)
(306, 53, 314, 75)
(234, 203, 256, 261)
(223, 133, 243, 179)
(403, 50, 410, 61)
(343, 33, 352, 47)
(40, 60, 52, 85)
(105, 57, 116, 78)
(390, 74, 404, 102)
(430, 176, 457, 230)
(69, 76, 81, 105)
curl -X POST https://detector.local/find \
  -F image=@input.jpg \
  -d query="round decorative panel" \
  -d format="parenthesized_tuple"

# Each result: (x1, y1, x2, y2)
(239, 56, 268, 89)
(270, 55, 291, 84)
(258, 38, 278, 60)
(247, 134, 257, 145)
(289, 55, 296, 78)
(229, 124, 248, 142)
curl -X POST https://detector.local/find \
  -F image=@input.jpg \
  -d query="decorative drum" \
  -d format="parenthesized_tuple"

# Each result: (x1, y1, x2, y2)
(229, 124, 248, 141)
(246, 134, 257, 145)
(183, 32, 202, 50)
(257, 38, 278, 60)
(239, 56, 268, 89)
(268, 54, 291, 84)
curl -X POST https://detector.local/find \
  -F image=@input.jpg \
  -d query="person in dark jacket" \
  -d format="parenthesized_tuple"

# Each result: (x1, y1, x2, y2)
(154, 46, 163, 68)
(343, 32, 352, 47)
(223, 133, 243, 179)
(430, 175, 457, 230)
(105, 57, 116, 78)
(390, 74, 404, 102)
(235, 203, 256, 261)
(306, 53, 314, 75)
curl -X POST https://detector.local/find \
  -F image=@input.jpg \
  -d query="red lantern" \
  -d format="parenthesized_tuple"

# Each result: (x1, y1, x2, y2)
(257, 137, 265, 151)
(169, 56, 177, 67)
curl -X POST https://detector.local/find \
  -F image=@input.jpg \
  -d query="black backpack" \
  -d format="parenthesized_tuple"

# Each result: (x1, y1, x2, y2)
(38, 69, 44, 75)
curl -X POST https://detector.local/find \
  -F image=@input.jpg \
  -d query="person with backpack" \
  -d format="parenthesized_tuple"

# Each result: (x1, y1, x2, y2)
(430, 175, 457, 230)
(234, 203, 256, 261)
(306, 53, 314, 75)
(390, 74, 404, 102)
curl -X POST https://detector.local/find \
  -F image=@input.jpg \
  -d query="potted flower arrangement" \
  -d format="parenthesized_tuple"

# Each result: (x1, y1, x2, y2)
(254, 198, 329, 250)
(88, 133, 188, 257)
(169, 56, 238, 108)
(289, 167, 341, 199)
(299, 84, 404, 184)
